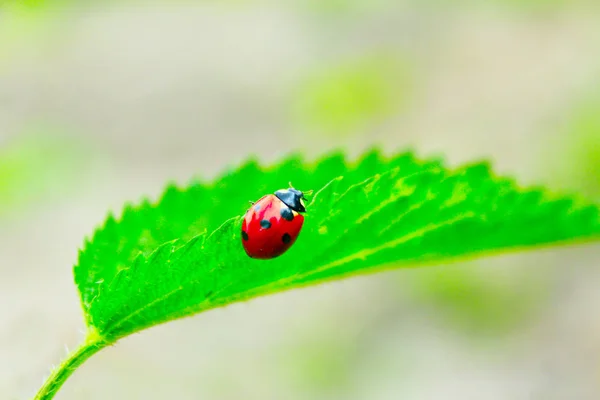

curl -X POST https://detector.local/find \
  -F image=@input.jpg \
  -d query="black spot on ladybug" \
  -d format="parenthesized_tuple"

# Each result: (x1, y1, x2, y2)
(260, 220, 272, 229)
(282, 233, 291, 244)
(241, 231, 249, 241)
(280, 207, 294, 221)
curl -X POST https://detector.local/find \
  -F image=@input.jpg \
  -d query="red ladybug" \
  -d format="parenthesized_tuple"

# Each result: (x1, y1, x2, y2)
(241, 187, 307, 259)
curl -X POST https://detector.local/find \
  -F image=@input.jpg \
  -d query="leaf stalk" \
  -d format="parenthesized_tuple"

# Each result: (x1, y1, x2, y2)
(33, 330, 108, 400)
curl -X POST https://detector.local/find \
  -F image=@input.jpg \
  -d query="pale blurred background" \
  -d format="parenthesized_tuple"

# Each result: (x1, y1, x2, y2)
(1, 1, 600, 399)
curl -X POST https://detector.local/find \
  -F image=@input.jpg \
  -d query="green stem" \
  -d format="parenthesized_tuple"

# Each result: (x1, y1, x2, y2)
(34, 330, 108, 400)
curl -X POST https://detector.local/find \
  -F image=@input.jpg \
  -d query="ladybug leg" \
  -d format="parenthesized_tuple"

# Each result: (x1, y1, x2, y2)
(249, 201, 256, 205)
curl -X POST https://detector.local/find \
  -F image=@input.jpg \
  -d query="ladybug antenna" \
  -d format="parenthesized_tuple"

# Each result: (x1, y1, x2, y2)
(288, 181, 311, 196)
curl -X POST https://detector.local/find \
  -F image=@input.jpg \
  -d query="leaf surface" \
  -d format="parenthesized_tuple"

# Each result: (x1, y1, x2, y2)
(74, 150, 600, 340)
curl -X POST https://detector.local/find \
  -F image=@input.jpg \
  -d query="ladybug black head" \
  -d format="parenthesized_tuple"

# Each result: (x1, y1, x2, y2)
(275, 188, 306, 213)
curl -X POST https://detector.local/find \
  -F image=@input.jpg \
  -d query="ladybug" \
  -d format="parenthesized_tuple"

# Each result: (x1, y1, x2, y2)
(241, 187, 308, 259)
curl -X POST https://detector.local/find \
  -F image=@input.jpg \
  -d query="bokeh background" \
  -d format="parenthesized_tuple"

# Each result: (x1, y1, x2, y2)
(2, 1, 600, 399)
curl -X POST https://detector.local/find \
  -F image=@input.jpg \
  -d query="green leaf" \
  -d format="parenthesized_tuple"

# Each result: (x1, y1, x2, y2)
(36, 148, 600, 399)
(73, 149, 600, 341)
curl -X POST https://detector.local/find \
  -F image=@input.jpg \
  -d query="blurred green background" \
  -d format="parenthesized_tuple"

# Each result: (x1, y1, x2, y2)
(1, 1, 600, 399)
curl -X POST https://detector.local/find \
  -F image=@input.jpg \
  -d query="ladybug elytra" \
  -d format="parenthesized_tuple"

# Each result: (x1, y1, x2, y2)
(241, 187, 307, 259)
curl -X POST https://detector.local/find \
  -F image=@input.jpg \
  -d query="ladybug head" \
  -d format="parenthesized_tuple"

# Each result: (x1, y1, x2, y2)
(275, 187, 307, 213)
